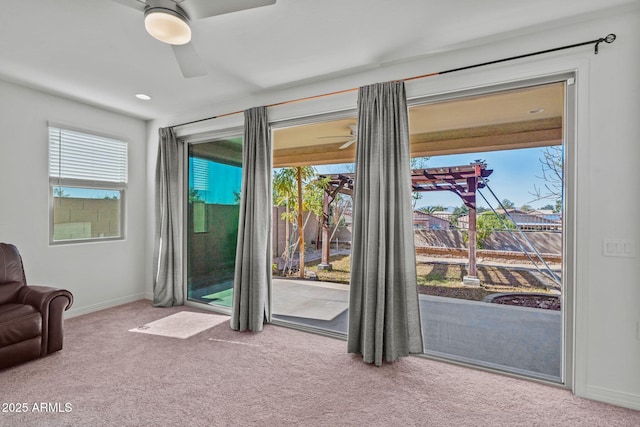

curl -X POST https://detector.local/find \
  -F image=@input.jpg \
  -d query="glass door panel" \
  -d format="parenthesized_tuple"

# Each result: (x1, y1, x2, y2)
(270, 115, 357, 335)
(187, 137, 242, 308)
(409, 82, 566, 382)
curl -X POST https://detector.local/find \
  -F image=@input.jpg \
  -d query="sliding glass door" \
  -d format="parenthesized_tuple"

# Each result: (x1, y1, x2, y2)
(408, 80, 568, 382)
(186, 137, 242, 309)
(270, 115, 357, 335)
(268, 78, 570, 382)
(182, 77, 571, 383)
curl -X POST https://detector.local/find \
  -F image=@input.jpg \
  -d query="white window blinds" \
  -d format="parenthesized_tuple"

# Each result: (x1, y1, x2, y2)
(191, 157, 209, 192)
(48, 126, 128, 184)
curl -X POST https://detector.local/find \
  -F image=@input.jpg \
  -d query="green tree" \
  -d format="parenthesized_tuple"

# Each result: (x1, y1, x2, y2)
(450, 204, 469, 228)
(410, 156, 430, 208)
(418, 205, 446, 214)
(188, 188, 203, 203)
(53, 187, 69, 198)
(273, 168, 298, 268)
(475, 211, 516, 249)
(501, 199, 515, 209)
(273, 166, 320, 225)
(274, 168, 300, 266)
(302, 175, 330, 219)
(272, 166, 327, 274)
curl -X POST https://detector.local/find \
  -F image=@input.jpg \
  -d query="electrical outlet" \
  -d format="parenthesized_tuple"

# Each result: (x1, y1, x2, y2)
(602, 239, 635, 258)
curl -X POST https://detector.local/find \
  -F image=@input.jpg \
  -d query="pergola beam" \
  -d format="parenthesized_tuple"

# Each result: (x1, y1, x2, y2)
(317, 162, 492, 283)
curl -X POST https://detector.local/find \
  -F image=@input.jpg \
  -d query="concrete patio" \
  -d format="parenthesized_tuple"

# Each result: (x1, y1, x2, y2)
(271, 278, 562, 382)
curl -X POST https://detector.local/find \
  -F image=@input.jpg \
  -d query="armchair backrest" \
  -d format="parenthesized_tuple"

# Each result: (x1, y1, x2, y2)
(0, 243, 27, 304)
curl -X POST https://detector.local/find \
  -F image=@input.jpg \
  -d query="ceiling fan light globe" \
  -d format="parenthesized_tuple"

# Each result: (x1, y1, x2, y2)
(144, 9, 191, 45)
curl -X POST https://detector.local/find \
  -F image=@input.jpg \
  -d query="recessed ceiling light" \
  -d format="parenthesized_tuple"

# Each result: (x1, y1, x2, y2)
(529, 108, 545, 114)
(136, 93, 151, 101)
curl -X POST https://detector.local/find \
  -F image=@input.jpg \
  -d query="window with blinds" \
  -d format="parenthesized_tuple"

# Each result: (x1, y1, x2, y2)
(48, 125, 128, 244)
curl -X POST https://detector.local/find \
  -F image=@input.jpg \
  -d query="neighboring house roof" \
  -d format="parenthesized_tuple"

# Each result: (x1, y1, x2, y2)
(413, 211, 452, 229)
(455, 209, 562, 230)
(530, 209, 554, 215)
(413, 210, 431, 221)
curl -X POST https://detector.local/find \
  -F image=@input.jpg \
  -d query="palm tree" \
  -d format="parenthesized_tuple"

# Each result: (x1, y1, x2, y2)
(418, 205, 446, 215)
(273, 167, 297, 263)
(273, 166, 320, 277)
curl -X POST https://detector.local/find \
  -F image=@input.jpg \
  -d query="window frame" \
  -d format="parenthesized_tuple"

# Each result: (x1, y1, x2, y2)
(48, 124, 128, 245)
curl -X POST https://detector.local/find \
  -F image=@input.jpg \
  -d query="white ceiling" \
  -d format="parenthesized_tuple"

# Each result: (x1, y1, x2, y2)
(0, 0, 633, 121)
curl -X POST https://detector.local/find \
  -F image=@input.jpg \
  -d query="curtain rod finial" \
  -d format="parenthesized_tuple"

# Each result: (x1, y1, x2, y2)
(595, 33, 616, 54)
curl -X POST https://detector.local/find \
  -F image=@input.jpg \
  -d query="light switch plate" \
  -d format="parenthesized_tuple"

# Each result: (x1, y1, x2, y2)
(602, 239, 635, 258)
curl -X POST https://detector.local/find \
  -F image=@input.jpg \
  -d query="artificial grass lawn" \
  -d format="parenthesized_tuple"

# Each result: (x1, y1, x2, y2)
(202, 288, 234, 307)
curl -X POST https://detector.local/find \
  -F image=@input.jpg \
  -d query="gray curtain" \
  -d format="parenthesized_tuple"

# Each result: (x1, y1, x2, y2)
(348, 81, 424, 366)
(153, 127, 184, 307)
(231, 106, 272, 332)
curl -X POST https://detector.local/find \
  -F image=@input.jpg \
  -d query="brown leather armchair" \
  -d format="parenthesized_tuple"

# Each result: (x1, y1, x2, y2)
(0, 243, 73, 370)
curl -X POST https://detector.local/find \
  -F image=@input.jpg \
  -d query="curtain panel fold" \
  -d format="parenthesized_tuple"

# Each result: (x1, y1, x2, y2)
(231, 106, 273, 332)
(153, 127, 184, 307)
(348, 81, 424, 366)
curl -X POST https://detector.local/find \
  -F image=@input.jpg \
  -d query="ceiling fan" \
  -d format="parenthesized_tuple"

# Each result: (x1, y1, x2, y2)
(319, 124, 358, 149)
(113, 0, 276, 78)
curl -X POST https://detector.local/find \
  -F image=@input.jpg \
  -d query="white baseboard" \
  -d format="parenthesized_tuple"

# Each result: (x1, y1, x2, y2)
(65, 293, 150, 319)
(583, 385, 640, 411)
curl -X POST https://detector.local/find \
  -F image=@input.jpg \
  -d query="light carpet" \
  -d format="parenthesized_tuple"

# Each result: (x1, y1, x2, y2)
(2, 300, 639, 426)
(128, 311, 228, 339)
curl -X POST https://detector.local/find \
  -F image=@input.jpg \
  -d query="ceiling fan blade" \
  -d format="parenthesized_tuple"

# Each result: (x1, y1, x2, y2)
(339, 139, 356, 150)
(180, 0, 276, 20)
(171, 43, 207, 78)
(112, 0, 146, 12)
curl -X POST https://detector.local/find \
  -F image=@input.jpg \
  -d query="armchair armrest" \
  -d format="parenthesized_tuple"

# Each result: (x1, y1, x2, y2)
(17, 286, 73, 313)
(17, 285, 73, 355)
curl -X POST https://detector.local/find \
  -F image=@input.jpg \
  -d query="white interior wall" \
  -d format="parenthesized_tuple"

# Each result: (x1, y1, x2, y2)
(150, 5, 640, 410)
(0, 81, 149, 317)
(576, 10, 640, 408)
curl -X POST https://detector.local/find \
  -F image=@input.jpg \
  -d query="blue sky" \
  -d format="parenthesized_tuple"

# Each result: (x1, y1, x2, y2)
(54, 187, 120, 199)
(318, 146, 562, 210)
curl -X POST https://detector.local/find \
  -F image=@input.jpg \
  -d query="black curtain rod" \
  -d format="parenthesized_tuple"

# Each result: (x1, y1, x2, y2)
(172, 33, 616, 129)
(437, 33, 616, 76)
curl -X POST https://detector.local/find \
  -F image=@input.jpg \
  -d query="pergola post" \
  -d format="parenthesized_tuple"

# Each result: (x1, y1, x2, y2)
(462, 166, 481, 287)
(318, 190, 333, 271)
(465, 176, 479, 278)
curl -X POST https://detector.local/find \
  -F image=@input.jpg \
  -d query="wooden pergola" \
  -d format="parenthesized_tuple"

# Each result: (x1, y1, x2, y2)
(318, 161, 493, 281)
